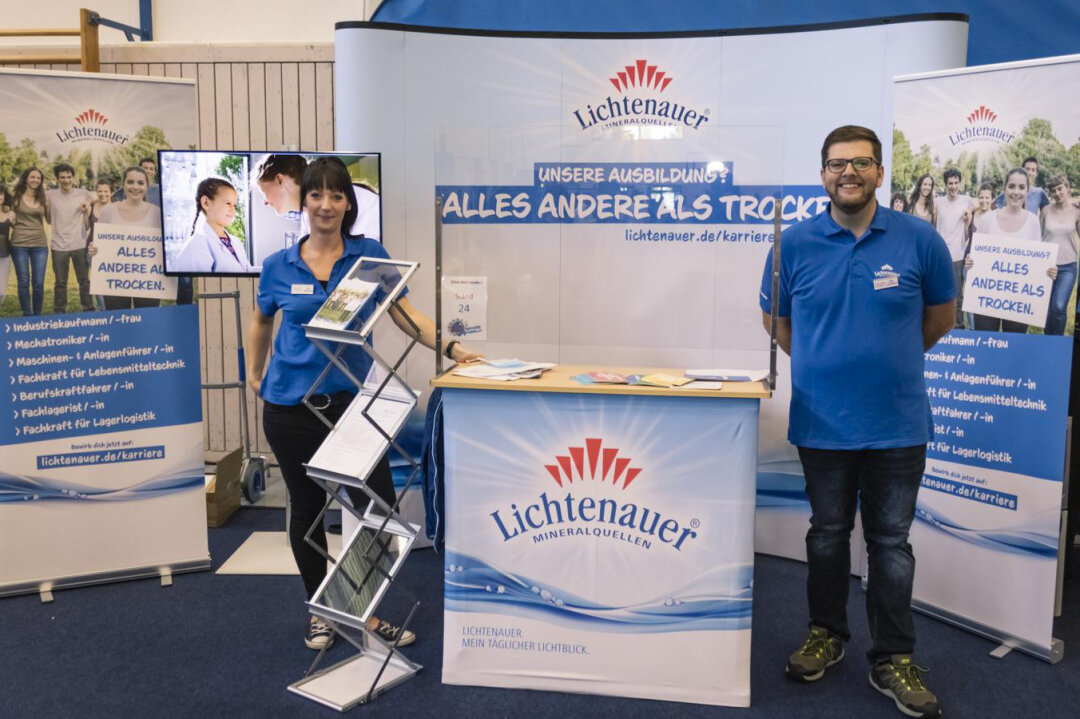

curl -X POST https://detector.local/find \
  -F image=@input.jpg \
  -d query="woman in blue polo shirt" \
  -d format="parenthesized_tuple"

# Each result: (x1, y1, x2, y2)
(247, 157, 479, 651)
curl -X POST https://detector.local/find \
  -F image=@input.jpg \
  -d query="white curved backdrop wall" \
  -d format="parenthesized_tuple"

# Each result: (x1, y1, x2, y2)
(334, 17, 968, 565)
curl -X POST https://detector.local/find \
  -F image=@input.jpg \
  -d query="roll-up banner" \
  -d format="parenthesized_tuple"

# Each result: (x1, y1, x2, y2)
(334, 18, 970, 570)
(891, 55, 1080, 659)
(0, 69, 207, 597)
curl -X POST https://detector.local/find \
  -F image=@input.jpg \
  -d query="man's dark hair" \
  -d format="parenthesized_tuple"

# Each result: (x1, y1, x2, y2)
(943, 168, 961, 183)
(53, 162, 76, 178)
(1022, 156, 1038, 167)
(300, 156, 358, 233)
(820, 125, 882, 168)
(139, 157, 156, 167)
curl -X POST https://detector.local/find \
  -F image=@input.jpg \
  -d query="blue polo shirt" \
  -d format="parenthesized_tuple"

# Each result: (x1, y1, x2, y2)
(256, 234, 406, 405)
(759, 204, 955, 449)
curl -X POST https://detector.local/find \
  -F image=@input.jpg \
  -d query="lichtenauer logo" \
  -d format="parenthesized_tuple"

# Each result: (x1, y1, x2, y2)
(946, 104, 1015, 147)
(489, 438, 700, 551)
(56, 108, 129, 146)
(572, 59, 710, 132)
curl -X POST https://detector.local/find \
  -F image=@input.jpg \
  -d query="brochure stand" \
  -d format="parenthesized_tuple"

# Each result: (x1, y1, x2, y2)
(287, 257, 424, 711)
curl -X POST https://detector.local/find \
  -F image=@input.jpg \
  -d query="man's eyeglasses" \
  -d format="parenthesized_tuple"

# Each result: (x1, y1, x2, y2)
(824, 157, 879, 173)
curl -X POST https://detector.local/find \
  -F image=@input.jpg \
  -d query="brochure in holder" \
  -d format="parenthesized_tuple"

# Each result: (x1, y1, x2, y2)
(303, 256, 418, 344)
(290, 256, 425, 710)
(306, 376, 416, 491)
(308, 517, 417, 632)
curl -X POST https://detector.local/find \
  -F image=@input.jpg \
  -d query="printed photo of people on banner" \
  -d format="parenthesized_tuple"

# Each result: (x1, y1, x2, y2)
(0, 71, 194, 317)
(892, 56, 1079, 655)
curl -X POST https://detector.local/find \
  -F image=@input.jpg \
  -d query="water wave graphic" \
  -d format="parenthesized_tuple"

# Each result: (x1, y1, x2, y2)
(445, 551, 752, 632)
(915, 505, 1058, 558)
(0, 469, 203, 503)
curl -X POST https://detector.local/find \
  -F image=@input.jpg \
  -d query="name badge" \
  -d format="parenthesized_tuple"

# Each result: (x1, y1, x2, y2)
(291, 284, 314, 295)
(873, 277, 899, 290)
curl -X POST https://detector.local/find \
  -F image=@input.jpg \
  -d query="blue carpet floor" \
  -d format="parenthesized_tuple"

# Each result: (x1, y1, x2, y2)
(2, 507, 1078, 718)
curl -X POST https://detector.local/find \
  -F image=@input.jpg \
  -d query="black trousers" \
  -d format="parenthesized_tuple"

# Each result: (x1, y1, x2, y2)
(262, 392, 397, 599)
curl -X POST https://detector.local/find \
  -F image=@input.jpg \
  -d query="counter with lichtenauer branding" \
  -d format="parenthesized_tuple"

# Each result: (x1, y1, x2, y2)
(431, 365, 770, 707)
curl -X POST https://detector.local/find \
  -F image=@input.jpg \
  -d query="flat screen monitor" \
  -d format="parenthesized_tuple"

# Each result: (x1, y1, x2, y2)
(158, 150, 381, 277)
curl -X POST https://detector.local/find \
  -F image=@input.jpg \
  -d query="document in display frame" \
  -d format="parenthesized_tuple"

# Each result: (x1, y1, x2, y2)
(307, 367, 416, 486)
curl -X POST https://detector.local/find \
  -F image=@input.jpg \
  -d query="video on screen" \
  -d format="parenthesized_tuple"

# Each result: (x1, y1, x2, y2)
(159, 150, 381, 277)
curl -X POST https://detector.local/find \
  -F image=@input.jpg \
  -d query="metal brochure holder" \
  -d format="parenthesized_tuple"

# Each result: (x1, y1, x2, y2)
(287, 257, 424, 711)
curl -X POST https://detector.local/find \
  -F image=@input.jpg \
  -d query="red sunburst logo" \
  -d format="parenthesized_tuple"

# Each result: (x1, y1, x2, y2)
(966, 105, 997, 124)
(609, 59, 672, 94)
(544, 438, 642, 490)
(74, 109, 108, 126)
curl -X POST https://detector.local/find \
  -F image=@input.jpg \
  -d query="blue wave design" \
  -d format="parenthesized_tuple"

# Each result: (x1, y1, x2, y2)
(444, 551, 752, 632)
(756, 466, 808, 508)
(0, 468, 203, 503)
(915, 505, 1058, 558)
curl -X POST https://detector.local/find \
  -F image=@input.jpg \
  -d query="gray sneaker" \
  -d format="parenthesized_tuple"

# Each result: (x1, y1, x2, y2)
(786, 625, 844, 682)
(869, 655, 941, 718)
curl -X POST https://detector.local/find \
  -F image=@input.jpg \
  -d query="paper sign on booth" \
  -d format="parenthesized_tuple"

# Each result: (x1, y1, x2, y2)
(90, 223, 177, 299)
(962, 233, 1056, 326)
(442, 275, 488, 340)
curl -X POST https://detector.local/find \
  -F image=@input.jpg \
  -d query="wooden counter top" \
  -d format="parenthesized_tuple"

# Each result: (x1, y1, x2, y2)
(431, 364, 772, 399)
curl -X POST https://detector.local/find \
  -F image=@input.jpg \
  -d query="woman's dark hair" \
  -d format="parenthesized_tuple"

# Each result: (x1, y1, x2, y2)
(192, 177, 236, 233)
(889, 193, 908, 212)
(300, 157, 358, 233)
(0, 185, 11, 211)
(255, 153, 307, 184)
(13, 167, 47, 210)
(908, 174, 935, 217)
(977, 182, 994, 195)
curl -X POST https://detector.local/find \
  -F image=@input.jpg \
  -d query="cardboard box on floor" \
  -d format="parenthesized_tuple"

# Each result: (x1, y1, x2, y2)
(206, 448, 243, 527)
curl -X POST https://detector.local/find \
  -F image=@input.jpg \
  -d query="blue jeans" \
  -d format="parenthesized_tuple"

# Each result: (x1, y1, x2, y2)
(10, 245, 48, 315)
(1045, 262, 1077, 335)
(797, 444, 925, 664)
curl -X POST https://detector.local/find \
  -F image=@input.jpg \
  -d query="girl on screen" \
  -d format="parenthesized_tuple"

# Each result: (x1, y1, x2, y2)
(246, 157, 479, 651)
(10, 167, 50, 316)
(907, 174, 936, 225)
(172, 178, 252, 273)
(966, 168, 1053, 333)
(255, 154, 380, 240)
(91, 166, 162, 310)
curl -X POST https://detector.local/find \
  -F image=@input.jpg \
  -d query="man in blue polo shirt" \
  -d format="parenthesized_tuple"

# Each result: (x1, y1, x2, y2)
(759, 125, 955, 719)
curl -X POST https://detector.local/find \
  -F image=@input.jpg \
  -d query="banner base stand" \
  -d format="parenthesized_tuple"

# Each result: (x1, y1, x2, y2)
(911, 597, 1064, 664)
(287, 648, 420, 712)
(0, 557, 211, 600)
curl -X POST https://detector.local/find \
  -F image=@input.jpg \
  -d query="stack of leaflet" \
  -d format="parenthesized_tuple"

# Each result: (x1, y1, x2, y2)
(451, 358, 555, 381)
(569, 371, 693, 388)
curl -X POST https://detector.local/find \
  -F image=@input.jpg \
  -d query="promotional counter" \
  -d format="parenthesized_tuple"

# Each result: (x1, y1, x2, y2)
(432, 366, 769, 706)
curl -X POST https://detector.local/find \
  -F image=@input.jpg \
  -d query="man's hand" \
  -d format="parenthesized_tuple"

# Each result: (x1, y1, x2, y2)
(923, 301, 955, 350)
(761, 311, 791, 355)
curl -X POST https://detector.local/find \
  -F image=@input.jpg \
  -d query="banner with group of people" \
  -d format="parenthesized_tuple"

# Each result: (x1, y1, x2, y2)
(0, 69, 207, 596)
(891, 55, 1079, 655)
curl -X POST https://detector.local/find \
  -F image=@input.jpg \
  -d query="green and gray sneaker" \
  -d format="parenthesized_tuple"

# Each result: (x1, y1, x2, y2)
(785, 625, 844, 682)
(869, 655, 941, 718)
